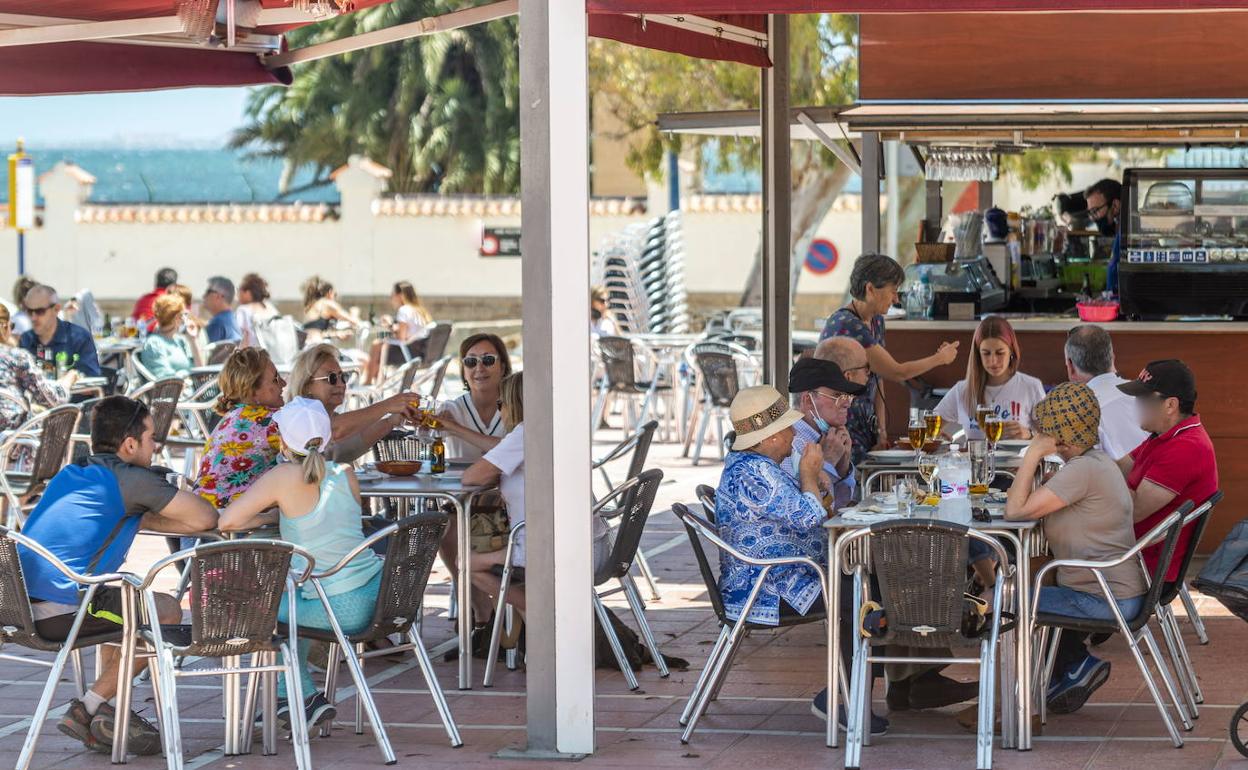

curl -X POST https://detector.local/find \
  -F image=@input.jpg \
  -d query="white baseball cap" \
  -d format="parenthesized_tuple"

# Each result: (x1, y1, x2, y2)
(273, 397, 332, 455)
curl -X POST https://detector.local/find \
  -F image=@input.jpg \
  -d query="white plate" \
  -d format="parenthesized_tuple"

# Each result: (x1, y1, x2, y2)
(866, 449, 914, 461)
(996, 439, 1030, 450)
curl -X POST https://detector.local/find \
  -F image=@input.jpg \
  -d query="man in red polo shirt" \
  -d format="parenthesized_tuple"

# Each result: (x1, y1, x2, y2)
(130, 268, 177, 330)
(1116, 360, 1218, 585)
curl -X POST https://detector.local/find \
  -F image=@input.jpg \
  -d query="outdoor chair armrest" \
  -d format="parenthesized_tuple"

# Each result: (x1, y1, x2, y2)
(677, 507, 828, 579)
(308, 519, 403, 580)
(1032, 506, 1187, 590)
(0, 524, 133, 587)
(592, 476, 642, 518)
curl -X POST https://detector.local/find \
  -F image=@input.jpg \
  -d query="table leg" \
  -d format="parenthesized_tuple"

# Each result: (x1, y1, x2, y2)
(455, 495, 473, 690)
(995, 533, 1018, 751)
(1016, 527, 1033, 751)
(826, 528, 841, 749)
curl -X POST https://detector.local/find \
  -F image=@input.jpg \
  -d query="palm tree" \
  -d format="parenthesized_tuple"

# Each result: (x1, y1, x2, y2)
(230, 0, 519, 196)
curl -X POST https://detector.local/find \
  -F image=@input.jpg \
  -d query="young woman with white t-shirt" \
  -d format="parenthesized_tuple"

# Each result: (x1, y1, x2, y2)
(364, 281, 434, 384)
(933, 315, 1045, 441)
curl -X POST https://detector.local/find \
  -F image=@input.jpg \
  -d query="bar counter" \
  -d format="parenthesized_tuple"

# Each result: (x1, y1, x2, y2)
(876, 317, 1245, 552)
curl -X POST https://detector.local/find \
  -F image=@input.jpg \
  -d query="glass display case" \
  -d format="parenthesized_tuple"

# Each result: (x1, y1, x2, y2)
(1120, 168, 1248, 318)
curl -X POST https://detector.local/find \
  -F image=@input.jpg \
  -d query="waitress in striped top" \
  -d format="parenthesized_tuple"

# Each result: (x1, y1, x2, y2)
(436, 333, 512, 461)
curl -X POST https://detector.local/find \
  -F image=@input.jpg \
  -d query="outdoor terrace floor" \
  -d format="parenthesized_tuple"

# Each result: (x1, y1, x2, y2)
(4, 426, 1248, 769)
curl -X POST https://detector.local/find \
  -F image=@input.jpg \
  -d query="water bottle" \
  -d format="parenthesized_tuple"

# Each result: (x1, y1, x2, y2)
(936, 445, 971, 499)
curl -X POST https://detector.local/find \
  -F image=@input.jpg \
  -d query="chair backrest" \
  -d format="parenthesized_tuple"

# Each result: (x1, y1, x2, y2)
(29, 406, 81, 486)
(427, 355, 451, 399)
(707, 332, 758, 351)
(423, 322, 453, 363)
(695, 484, 717, 522)
(185, 541, 294, 656)
(0, 528, 41, 648)
(597, 336, 639, 391)
(868, 520, 972, 647)
(206, 341, 237, 366)
(1161, 490, 1224, 606)
(1130, 501, 1193, 630)
(137, 378, 184, 444)
(370, 513, 448, 633)
(254, 315, 301, 368)
(673, 502, 730, 624)
(625, 420, 658, 481)
(694, 350, 740, 408)
(595, 468, 664, 585)
(372, 431, 420, 463)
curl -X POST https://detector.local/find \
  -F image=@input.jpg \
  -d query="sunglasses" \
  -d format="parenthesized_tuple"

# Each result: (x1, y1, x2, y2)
(812, 391, 854, 406)
(312, 371, 352, 386)
(25, 305, 55, 317)
(463, 354, 498, 369)
(841, 364, 870, 375)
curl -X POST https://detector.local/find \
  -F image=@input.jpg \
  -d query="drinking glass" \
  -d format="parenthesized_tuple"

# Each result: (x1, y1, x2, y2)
(907, 417, 927, 463)
(917, 454, 940, 504)
(983, 416, 1005, 448)
(975, 405, 993, 437)
(923, 410, 943, 444)
(968, 439, 994, 497)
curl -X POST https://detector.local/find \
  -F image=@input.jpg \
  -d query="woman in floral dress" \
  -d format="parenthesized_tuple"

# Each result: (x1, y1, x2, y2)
(192, 347, 287, 509)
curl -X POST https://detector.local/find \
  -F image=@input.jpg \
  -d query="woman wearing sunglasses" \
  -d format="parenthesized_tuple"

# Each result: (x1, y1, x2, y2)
(435, 334, 513, 462)
(286, 344, 419, 463)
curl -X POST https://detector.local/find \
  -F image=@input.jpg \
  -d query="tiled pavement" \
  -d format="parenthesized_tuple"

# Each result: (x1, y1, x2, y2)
(4, 426, 1248, 769)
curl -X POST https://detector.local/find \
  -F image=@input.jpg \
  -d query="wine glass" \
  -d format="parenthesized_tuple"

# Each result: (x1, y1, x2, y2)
(923, 409, 943, 445)
(975, 404, 993, 438)
(984, 415, 1005, 450)
(917, 454, 940, 504)
(907, 416, 927, 464)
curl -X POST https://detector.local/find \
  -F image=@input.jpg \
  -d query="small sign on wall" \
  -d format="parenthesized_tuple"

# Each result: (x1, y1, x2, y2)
(805, 238, 839, 275)
(480, 226, 521, 258)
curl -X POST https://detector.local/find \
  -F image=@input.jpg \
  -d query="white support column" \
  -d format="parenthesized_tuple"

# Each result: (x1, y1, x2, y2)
(861, 132, 882, 255)
(513, 0, 594, 758)
(761, 14, 791, 393)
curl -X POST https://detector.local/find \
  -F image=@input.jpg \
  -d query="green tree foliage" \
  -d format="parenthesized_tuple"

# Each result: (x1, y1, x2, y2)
(230, 1, 519, 195)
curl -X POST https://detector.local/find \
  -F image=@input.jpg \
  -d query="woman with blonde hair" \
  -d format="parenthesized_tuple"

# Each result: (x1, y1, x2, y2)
(364, 281, 433, 385)
(932, 315, 1045, 441)
(219, 397, 380, 732)
(138, 293, 202, 379)
(191, 347, 286, 509)
(0, 303, 72, 430)
(301, 275, 361, 345)
(287, 343, 419, 462)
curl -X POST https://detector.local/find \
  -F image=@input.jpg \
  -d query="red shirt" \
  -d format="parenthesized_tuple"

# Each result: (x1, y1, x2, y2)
(1128, 415, 1218, 583)
(131, 290, 163, 332)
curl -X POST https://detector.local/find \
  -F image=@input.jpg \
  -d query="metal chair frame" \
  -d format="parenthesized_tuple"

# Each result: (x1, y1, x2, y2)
(127, 540, 316, 770)
(592, 420, 661, 600)
(833, 522, 1009, 770)
(679, 340, 755, 461)
(592, 336, 676, 441)
(1029, 505, 1194, 748)
(673, 500, 840, 745)
(297, 513, 463, 761)
(0, 404, 81, 529)
(0, 525, 132, 769)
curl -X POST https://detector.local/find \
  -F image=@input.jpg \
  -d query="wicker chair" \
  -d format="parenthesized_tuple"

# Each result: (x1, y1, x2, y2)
(483, 471, 668, 691)
(591, 335, 672, 438)
(674, 501, 835, 745)
(834, 521, 1009, 770)
(131, 377, 185, 446)
(204, 341, 238, 366)
(592, 420, 661, 599)
(293, 513, 462, 761)
(0, 404, 80, 529)
(130, 540, 316, 768)
(680, 340, 754, 461)
(1030, 504, 1193, 749)
(0, 525, 130, 769)
(1153, 491, 1223, 717)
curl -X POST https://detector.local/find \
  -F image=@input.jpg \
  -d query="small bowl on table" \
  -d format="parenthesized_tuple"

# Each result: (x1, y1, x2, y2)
(377, 460, 421, 477)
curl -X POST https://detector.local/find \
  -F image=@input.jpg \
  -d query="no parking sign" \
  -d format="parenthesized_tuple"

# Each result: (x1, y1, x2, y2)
(805, 238, 839, 275)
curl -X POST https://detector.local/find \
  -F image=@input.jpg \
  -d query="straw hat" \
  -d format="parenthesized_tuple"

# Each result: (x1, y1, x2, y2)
(1031, 382, 1100, 448)
(730, 385, 804, 451)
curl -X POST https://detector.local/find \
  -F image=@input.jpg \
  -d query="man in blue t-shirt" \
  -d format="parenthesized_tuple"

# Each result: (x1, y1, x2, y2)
(18, 284, 101, 376)
(18, 396, 217, 755)
(202, 275, 241, 344)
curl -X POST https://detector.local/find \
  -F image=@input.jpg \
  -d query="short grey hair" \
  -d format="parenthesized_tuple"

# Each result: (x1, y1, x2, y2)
(23, 285, 58, 308)
(815, 336, 866, 370)
(1065, 324, 1114, 377)
(849, 253, 905, 301)
(207, 276, 235, 304)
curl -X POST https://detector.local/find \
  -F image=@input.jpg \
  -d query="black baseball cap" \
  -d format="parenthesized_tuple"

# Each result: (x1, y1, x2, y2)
(1117, 359, 1197, 403)
(788, 358, 865, 396)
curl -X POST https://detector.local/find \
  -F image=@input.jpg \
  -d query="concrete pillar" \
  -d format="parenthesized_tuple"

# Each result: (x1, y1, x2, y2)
(34, 162, 95, 290)
(761, 14, 791, 392)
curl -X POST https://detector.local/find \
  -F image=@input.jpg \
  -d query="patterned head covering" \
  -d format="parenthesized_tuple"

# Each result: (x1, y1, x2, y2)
(1031, 382, 1100, 448)
(730, 385, 804, 451)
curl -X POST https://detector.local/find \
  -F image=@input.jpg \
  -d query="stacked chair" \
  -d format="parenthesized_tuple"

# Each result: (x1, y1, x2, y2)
(593, 212, 689, 334)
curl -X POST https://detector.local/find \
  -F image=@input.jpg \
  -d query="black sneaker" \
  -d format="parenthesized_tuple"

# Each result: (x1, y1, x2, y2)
(279, 693, 336, 734)
(57, 699, 108, 754)
(88, 702, 163, 756)
(1047, 656, 1111, 715)
(811, 687, 889, 735)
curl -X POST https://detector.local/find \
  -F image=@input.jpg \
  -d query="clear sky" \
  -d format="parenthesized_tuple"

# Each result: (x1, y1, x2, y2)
(0, 87, 255, 148)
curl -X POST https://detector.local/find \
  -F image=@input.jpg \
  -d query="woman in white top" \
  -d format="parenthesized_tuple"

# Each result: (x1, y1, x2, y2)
(591, 285, 618, 337)
(437, 333, 511, 462)
(933, 315, 1046, 441)
(364, 281, 433, 384)
(235, 272, 280, 349)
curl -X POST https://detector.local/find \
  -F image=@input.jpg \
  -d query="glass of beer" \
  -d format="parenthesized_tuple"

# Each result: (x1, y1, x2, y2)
(968, 439, 993, 496)
(983, 416, 1005, 447)
(917, 454, 940, 504)
(923, 410, 943, 444)
(975, 405, 993, 436)
(908, 416, 927, 463)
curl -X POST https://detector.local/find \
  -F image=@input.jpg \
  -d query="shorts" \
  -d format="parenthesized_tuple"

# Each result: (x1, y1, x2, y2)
(33, 586, 126, 641)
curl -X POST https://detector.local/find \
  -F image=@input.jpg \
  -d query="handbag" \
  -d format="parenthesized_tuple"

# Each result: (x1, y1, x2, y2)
(469, 491, 511, 554)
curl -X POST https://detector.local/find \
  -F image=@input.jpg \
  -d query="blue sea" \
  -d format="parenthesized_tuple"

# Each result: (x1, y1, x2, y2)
(3, 146, 339, 205)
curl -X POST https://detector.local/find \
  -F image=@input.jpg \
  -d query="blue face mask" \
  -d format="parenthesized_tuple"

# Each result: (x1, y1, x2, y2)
(809, 394, 832, 434)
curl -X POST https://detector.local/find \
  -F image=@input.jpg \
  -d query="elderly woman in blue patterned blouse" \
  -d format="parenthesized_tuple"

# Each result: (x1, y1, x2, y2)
(715, 383, 890, 735)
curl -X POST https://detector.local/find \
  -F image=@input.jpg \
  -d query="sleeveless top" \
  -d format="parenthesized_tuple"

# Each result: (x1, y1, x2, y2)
(280, 461, 381, 598)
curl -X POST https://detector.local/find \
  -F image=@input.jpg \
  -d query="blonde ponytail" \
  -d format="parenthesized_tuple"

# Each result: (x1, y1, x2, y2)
(299, 438, 328, 485)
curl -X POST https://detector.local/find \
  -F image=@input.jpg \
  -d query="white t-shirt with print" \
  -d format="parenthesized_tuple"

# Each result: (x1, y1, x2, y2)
(933, 372, 1046, 439)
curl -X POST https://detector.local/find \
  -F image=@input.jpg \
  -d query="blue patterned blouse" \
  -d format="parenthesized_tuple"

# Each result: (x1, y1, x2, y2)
(715, 450, 827, 626)
(820, 307, 884, 464)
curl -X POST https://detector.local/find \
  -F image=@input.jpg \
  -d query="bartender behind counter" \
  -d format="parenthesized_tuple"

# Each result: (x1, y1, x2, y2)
(1084, 178, 1123, 296)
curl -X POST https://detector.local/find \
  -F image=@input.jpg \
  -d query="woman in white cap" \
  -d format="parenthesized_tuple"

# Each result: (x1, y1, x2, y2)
(218, 396, 382, 734)
(716, 384, 888, 735)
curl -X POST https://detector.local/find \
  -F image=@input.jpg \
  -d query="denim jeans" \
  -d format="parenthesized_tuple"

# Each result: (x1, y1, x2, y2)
(1038, 586, 1143, 621)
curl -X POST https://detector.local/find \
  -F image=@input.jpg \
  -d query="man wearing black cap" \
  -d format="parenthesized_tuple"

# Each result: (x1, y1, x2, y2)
(1116, 360, 1219, 586)
(784, 357, 864, 511)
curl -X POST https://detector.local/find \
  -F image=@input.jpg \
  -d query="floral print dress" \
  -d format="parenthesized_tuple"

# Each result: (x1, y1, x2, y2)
(820, 306, 885, 464)
(192, 404, 282, 509)
(0, 345, 69, 430)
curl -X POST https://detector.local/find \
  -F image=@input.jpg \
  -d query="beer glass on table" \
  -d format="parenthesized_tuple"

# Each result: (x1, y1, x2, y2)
(908, 415, 928, 464)
(968, 439, 994, 497)
(917, 453, 940, 504)
(923, 410, 943, 445)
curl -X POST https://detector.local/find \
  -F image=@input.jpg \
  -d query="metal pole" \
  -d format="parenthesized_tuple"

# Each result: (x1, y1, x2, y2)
(861, 132, 882, 255)
(761, 13, 791, 393)
(16, 231, 24, 275)
(514, 0, 594, 758)
(885, 140, 900, 261)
